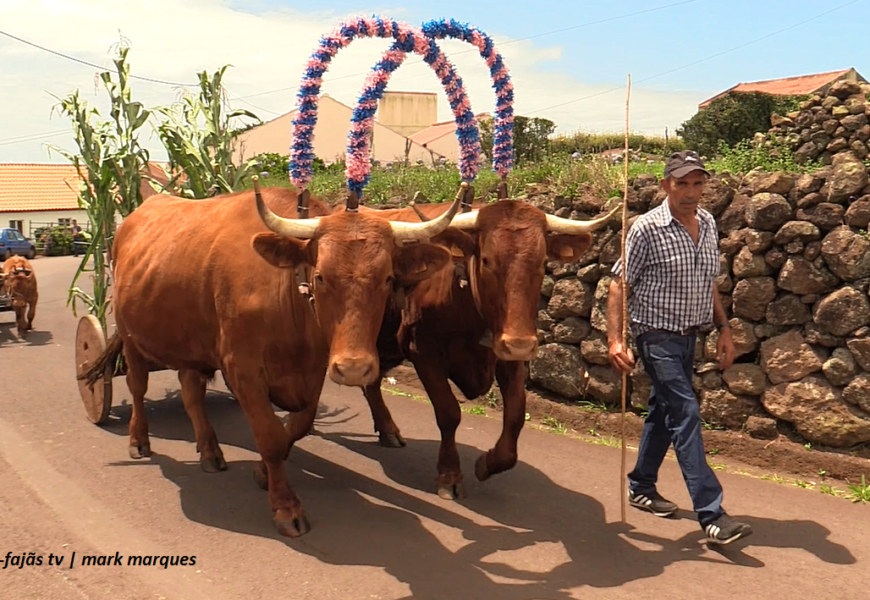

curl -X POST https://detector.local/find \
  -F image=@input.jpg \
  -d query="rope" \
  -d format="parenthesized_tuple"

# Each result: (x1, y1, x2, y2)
(421, 19, 515, 179)
(346, 26, 481, 198)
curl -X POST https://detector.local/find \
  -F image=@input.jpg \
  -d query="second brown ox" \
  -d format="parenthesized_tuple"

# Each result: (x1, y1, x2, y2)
(81, 185, 461, 537)
(1, 255, 38, 338)
(358, 198, 619, 499)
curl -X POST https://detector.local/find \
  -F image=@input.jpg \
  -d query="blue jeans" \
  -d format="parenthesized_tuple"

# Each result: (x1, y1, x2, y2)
(629, 329, 725, 527)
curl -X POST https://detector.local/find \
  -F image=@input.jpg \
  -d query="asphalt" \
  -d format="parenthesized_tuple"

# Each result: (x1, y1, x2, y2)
(0, 254, 866, 600)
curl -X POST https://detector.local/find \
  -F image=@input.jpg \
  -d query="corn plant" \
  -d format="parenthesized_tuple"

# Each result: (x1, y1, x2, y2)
(47, 45, 151, 330)
(152, 66, 260, 198)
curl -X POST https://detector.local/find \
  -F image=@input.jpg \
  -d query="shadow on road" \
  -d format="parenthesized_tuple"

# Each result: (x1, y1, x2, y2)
(99, 390, 856, 598)
(0, 322, 54, 347)
(319, 430, 857, 571)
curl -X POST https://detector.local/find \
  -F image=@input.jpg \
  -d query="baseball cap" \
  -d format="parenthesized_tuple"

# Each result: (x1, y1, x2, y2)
(664, 150, 710, 179)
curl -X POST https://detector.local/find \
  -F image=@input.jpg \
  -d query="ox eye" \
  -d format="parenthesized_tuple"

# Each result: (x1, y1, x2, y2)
(385, 275, 394, 286)
(481, 257, 490, 268)
(314, 273, 324, 286)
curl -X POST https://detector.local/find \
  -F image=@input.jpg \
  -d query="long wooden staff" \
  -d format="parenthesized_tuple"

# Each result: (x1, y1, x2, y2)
(620, 74, 632, 524)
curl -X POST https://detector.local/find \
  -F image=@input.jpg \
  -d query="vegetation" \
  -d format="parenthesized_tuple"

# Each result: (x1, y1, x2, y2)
(242, 131, 822, 208)
(677, 91, 808, 158)
(48, 45, 152, 329)
(478, 115, 557, 164)
(241, 153, 665, 206)
(154, 65, 261, 198)
(50, 44, 260, 326)
(550, 131, 684, 157)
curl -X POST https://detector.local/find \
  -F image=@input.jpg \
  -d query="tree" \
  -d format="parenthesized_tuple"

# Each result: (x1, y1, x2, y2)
(677, 91, 806, 158)
(479, 115, 556, 165)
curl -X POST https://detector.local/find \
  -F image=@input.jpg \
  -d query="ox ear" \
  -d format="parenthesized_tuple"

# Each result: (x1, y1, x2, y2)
(393, 243, 452, 287)
(252, 233, 312, 268)
(546, 233, 593, 263)
(432, 229, 477, 259)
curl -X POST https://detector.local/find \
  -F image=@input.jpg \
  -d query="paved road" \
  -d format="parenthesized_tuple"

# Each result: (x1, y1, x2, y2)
(0, 255, 867, 600)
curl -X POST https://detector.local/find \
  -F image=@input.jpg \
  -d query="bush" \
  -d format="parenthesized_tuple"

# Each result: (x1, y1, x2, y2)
(549, 132, 684, 157)
(708, 138, 823, 175)
(677, 91, 808, 158)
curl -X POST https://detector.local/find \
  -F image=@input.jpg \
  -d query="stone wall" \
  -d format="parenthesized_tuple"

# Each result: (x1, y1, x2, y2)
(528, 155, 870, 450)
(759, 79, 870, 165)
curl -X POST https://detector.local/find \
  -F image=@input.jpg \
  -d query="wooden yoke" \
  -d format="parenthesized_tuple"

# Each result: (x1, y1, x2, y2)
(296, 188, 311, 219)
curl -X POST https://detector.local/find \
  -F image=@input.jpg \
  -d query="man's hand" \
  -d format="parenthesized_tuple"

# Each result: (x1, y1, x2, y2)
(716, 327, 735, 370)
(609, 341, 635, 373)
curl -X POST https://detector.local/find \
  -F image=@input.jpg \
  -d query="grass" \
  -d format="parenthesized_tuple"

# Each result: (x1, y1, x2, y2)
(847, 475, 870, 504)
(241, 128, 829, 213)
(244, 152, 664, 206)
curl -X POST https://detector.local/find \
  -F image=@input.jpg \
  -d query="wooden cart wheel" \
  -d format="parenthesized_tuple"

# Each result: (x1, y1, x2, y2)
(75, 315, 113, 424)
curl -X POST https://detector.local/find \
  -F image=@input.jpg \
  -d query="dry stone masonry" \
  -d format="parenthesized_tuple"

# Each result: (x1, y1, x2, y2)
(527, 149, 870, 449)
(761, 79, 870, 167)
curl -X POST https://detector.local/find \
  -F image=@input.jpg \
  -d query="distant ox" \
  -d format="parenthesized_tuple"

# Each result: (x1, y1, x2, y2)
(2, 255, 38, 338)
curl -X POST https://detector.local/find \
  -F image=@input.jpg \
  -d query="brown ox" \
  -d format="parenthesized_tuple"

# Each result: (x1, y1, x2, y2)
(81, 186, 461, 536)
(2, 255, 38, 337)
(357, 199, 618, 499)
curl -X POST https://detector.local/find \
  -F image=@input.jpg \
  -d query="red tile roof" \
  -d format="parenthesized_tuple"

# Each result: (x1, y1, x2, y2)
(0, 162, 172, 212)
(699, 69, 855, 109)
(409, 113, 491, 147)
(409, 121, 458, 146)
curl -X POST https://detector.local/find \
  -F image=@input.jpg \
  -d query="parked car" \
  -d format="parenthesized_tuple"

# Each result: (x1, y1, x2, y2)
(0, 228, 36, 261)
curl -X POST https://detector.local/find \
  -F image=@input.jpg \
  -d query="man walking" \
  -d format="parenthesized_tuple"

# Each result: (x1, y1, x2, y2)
(607, 150, 752, 545)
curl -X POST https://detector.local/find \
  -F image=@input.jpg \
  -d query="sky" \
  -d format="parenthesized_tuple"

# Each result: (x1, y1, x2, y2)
(1, 0, 868, 163)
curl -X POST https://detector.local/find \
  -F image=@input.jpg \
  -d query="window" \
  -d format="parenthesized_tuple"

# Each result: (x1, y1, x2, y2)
(8, 220, 23, 232)
(57, 218, 71, 226)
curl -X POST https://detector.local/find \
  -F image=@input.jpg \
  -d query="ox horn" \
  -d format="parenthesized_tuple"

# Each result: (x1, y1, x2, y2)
(254, 176, 321, 239)
(388, 182, 465, 241)
(545, 202, 622, 235)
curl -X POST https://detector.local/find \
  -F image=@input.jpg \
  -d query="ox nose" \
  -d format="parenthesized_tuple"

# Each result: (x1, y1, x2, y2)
(495, 335, 539, 362)
(329, 356, 377, 387)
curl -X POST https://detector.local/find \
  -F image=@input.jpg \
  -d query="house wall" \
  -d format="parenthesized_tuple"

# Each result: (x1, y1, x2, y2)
(0, 209, 90, 237)
(231, 96, 443, 167)
(378, 91, 438, 137)
(418, 135, 463, 165)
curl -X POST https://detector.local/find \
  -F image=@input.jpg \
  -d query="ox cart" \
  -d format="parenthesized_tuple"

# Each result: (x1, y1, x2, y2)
(74, 315, 116, 424)
(0, 288, 12, 313)
(74, 315, 237, 424)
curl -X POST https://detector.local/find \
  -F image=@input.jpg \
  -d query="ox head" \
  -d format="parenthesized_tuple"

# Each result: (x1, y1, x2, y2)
(251, 189, 461, 387)
(2, 257, 34, 306)
(437, 201, 619, 362)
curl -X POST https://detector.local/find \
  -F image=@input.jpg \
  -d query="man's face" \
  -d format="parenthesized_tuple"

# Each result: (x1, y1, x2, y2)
(662, 170, 707, 219)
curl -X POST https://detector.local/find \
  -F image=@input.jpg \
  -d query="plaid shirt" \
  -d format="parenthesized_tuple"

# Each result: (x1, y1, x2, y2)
(610, 200, 720, 337)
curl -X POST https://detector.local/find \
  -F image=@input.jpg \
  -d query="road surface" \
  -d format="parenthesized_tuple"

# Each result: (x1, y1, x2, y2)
(0, 255, 866, 600)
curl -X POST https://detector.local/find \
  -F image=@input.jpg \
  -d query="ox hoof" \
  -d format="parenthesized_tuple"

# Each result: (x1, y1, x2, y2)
(129, 443, 151, 459)
(474, 454, 492, 482)
(275, 513, 311, 538)
(437, 482, 467, 501)
(378, 431, 407, 448)
(252, 464, 269, 490)
(201, 455, 228, 473)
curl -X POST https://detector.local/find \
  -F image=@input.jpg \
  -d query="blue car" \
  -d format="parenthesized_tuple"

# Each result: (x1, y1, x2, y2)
(0, 228, 36, 261)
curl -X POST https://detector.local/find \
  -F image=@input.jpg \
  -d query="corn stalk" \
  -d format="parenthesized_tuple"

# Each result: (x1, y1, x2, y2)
(47, 45, 151, 330)
(153, 66, 260, 198)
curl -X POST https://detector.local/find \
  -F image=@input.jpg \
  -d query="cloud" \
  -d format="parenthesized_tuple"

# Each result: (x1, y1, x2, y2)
(0, 0, 712, 162)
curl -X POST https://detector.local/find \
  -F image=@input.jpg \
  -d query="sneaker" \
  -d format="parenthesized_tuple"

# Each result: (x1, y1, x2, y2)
(704, 515, 752, 545)
(628, 489, 678, 517)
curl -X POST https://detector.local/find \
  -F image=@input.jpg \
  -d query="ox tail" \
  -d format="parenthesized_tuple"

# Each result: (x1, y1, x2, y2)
(77, 332, 124, 387)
